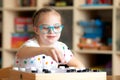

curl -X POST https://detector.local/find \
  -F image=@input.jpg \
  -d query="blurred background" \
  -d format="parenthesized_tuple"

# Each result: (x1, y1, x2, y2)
(1, 0, 120, 80)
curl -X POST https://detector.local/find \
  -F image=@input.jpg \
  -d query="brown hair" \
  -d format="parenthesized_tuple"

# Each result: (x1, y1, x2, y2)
(32, 7, 61, 27)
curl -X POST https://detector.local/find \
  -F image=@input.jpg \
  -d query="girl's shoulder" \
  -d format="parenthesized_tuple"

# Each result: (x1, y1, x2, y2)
(55, 41, 68, 49)
(23, 38, 40, 47)
(55, 41, 66, 45)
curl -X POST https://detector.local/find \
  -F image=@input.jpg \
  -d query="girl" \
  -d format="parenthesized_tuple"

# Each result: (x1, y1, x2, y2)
(14, 7, 85, 72)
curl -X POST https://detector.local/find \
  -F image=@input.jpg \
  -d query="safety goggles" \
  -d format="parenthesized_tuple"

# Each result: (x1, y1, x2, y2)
(39, 24, 64, 34)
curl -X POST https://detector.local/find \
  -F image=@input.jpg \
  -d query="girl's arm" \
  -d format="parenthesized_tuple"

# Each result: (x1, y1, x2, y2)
(66, 56, 85, 69)
(16, 45, 65, 63)
(16, 46, 43, 58)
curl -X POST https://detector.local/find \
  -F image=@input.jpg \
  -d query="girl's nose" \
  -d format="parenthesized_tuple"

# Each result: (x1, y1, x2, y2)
(48, 28, 54, 34)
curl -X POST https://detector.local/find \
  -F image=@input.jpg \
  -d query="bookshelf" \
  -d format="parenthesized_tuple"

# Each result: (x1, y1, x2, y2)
(1, 0, 120, 80)
(73, 1, 120, 80)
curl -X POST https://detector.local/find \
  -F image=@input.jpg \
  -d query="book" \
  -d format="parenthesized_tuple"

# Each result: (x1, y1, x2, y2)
(15, 17, 33, 32)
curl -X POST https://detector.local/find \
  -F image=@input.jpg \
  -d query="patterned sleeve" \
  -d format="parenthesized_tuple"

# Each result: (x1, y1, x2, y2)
(14, 38, 40, 69)
(57, 42, 73, 63)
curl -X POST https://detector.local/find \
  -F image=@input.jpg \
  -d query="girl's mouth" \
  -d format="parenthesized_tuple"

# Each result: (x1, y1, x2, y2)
(47, 35, 56, 38)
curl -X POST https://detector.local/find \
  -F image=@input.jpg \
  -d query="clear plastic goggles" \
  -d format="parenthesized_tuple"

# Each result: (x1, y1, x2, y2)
(39, 24, 64, 34)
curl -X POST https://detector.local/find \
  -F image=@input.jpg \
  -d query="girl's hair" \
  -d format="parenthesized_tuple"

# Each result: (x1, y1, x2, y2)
(32, 7, 61, 27)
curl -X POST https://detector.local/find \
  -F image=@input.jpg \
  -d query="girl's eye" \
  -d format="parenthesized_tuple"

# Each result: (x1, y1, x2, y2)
(41, 24, 49, 29)
(54, 26, 60, 29)
(43, 27, 49, 30)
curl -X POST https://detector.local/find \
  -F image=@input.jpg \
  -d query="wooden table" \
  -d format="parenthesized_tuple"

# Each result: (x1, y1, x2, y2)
(9, 70, 106, 80)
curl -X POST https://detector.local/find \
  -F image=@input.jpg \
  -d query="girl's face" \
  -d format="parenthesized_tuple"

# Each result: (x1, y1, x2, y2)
(34, 12, 62, 45)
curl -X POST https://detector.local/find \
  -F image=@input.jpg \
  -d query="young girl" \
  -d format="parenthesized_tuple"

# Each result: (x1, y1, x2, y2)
(14, 7, 85, 72)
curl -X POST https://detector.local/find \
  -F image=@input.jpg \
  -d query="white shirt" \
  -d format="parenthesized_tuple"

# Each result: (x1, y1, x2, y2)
(14, 38, 73, 71)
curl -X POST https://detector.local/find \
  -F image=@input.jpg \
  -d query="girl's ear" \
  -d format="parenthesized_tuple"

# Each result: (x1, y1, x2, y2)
(33, 26, 39, 35)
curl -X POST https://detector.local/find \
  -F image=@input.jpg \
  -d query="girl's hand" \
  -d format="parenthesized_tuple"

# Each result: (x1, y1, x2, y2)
(41, 47, 65, 63)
